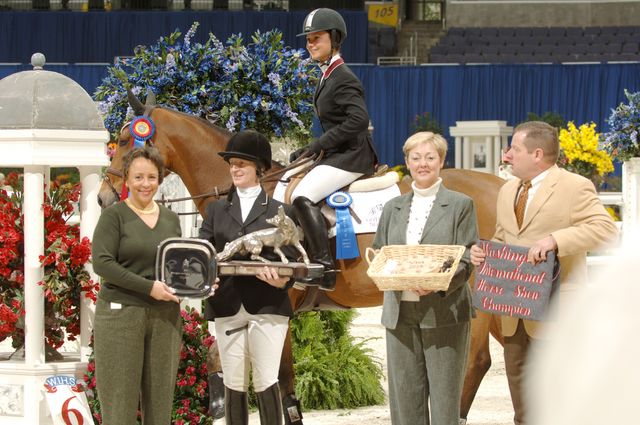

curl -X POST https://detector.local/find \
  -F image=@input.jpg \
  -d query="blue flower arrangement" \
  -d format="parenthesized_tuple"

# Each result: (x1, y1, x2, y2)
(601, 90, 640, 162)
(94, 22, 318, 142)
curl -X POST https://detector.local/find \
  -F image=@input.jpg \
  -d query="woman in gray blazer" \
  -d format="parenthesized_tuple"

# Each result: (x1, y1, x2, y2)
(372, 132, 478, 425)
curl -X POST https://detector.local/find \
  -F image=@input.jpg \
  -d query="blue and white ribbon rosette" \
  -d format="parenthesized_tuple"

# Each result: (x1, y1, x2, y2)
(129, 116, 156, 147)
(326, 191, 359, 259)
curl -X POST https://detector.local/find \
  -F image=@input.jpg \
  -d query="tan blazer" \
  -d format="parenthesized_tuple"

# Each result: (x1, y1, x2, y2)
(494, 165, 618, 337)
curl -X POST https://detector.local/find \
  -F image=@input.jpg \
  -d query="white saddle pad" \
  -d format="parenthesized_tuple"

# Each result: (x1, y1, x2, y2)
(328, 184, 401, 237)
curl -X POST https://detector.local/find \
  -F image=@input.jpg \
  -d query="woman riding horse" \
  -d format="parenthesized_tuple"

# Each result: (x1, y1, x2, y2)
(288, 8, 379, 291)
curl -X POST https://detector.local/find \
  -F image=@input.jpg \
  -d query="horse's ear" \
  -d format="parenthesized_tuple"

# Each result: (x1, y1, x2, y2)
(127, 89, 145, 116)
(144, 89, 156, 107)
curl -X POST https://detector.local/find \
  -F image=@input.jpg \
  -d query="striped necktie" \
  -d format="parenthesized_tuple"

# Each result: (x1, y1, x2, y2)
(514, 181, 532, 228)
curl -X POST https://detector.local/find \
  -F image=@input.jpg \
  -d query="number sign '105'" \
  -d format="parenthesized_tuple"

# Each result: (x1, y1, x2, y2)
(368, 4, 398, 27)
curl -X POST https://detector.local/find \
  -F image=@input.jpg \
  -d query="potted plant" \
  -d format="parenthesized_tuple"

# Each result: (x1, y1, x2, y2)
(94, 22, 318, 163)
(558, 121, 614, 188)
(601, 90, 640, 162)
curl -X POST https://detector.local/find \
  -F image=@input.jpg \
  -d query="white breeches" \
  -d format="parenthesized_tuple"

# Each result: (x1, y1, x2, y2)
(273, 164, 363, 204)
(214, 304, 289, 392)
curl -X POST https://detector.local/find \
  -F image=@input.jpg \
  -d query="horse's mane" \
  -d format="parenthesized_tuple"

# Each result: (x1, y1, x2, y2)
(160, 106, 232, 138)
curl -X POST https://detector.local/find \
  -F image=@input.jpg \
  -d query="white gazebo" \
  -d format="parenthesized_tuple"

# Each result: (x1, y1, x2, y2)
(449, 120, 513, 175)
(0, 54, 109, 424)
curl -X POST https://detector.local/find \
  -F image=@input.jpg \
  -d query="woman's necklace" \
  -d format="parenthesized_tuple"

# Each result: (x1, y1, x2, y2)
(125, 198, 159, 215)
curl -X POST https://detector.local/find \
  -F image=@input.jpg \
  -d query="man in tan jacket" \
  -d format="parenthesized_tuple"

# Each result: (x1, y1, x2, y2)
(470, 121, 618, 425)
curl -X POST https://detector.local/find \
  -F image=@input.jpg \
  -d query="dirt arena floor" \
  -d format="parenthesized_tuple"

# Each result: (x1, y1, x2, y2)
(240, 306, 514, 425)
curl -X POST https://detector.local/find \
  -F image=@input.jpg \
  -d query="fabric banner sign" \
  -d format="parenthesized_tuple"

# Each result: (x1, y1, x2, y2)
(43, 375, 93, 425)
(472, 239, 558, 321)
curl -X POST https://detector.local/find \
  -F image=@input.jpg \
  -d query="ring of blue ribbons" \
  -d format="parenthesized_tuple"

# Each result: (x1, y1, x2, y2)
(326, 191, 359, 259)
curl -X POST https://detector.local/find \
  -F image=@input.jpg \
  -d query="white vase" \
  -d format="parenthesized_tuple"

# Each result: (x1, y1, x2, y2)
(622, 157, 640, 237)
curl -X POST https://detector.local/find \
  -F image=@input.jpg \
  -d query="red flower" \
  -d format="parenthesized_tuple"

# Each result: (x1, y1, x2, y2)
(1, 177, 94, 350)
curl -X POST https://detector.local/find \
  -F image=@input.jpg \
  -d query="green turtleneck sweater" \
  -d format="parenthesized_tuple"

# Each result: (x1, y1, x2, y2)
(92, 201, 182, 307)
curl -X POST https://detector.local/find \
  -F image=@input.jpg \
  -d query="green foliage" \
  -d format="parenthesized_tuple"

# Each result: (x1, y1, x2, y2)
(524, 111, 567, 129)
(411, 111, 443, 135)
(291, 310, 385, 410)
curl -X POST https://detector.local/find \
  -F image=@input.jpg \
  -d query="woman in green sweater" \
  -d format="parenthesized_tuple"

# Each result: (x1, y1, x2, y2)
(92, 146, 182, 424)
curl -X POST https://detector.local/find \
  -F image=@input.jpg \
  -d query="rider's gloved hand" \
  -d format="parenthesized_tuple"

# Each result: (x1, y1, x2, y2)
(307, 141, 322, 156)
(289, 147, 308, 163)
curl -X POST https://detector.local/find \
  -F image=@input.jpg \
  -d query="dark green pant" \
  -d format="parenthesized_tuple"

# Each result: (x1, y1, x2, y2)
(94, 298, 181, 425)
(386, 302, 470, 425)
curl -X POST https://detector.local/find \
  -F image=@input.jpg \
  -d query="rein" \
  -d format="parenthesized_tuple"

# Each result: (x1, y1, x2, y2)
(260, 151, 320, 184)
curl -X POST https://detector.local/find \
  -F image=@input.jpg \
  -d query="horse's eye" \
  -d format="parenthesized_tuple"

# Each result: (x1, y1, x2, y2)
(118, 138, 128, 147)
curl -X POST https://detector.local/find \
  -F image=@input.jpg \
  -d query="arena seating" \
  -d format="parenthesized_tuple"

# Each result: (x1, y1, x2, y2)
(429, 26, 640, 64)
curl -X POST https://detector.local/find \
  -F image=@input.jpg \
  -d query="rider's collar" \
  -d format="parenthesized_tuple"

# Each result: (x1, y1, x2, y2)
(317, 53, 341, 74)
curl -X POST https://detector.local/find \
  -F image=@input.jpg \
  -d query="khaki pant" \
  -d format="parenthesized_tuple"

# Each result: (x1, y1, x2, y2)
(94, 298, 181, 425)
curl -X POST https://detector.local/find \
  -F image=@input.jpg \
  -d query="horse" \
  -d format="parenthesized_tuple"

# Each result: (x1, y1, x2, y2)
(98, 94, 505, 422)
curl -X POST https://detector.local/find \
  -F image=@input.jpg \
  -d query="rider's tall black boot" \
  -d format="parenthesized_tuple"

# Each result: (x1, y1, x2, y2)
(224, 387, 249, 425)
(256, 383, 283, 425)
(291, 196, 337, 291)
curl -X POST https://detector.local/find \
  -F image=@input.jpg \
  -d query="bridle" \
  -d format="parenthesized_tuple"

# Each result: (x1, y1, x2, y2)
(103, 106, 320, 211)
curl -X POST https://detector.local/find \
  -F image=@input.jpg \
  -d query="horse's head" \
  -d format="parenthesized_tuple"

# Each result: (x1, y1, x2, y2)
(97, 90, 172, 208)
(97, 89, 287, 214)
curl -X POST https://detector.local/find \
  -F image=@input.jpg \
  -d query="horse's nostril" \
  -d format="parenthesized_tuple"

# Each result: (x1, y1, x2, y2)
(97, 196, 103, 207)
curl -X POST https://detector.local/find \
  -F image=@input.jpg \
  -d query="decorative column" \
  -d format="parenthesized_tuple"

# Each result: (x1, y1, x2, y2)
(79, 166, 102, 362)
(23, 165, 46, 367)
(622, 158, 640, 239)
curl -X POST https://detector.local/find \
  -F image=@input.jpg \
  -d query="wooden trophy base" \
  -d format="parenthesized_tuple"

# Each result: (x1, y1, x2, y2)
(218, 261, 325, 279)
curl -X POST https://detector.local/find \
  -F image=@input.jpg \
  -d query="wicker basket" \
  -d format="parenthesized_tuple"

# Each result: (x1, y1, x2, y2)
(365, 245, 466, 291)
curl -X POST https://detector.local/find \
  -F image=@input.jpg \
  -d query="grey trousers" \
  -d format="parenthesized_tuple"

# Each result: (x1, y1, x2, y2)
(94, 298, 182, 425)
(386, 302, 470, 425)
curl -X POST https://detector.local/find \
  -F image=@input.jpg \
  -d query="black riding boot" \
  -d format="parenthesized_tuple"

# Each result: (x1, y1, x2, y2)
(291, 196, 337, 291)
(256, 383, 283, 425)
(225, 387, 249, 425)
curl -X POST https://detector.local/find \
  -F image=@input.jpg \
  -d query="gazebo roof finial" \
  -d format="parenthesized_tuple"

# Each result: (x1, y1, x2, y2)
(31, 52, 46, 70)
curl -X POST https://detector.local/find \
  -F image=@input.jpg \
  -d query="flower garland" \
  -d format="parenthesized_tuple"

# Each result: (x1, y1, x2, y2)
(602, 89, 640, 162)
(0, 172, 98, 350)
(94, 22, 318, 149)
(558, 121, 614, 179)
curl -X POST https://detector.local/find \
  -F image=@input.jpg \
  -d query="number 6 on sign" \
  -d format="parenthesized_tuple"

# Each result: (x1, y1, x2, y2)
(44, 375, 93, 425)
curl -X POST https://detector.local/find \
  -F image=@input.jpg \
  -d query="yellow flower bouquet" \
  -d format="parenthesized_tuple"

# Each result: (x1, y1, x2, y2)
(558, 122, 614, 184)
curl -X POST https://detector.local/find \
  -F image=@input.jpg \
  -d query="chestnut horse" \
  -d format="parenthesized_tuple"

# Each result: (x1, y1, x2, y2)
(97, 98, 505, 422)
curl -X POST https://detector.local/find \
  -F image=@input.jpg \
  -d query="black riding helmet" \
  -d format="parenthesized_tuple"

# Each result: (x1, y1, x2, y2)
(219, 130, 272, 171)
(297, 8, 347, 50)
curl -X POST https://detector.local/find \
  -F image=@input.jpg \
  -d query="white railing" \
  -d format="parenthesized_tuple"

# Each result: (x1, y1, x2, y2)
(377, 56, 417, 66)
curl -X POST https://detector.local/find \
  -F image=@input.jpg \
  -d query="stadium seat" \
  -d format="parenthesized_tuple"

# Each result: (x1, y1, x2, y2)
(431, 26, 640, 65)
(547, 27, 565, 38)
(621, 42, 639, 54)
(565, 27, 584, 37)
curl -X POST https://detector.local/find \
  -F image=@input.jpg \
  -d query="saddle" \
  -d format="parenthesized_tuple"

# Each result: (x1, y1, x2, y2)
(282, 162, 399, 227)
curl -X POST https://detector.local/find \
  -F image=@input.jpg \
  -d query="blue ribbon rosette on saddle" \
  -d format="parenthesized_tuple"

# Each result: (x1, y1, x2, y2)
(326, 191, 359, 260)
(129, 115, 155, 147)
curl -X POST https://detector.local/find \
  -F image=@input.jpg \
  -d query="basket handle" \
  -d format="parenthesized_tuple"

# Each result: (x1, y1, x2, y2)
(365, 247, 379, 265)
